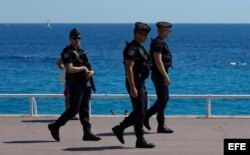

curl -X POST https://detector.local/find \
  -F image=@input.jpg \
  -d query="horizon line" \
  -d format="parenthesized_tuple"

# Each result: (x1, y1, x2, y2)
(1, 22, 250, 24)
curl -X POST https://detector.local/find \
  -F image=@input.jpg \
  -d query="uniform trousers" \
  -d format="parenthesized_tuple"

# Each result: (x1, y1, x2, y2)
(145, 71, 169, 125)
(54, 78, 91, 132)
(119, 77, 147, 139)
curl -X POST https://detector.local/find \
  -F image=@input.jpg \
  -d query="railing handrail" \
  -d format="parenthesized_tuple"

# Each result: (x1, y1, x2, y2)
(1, 93, 250, 117)
(2, 93, 250, 98)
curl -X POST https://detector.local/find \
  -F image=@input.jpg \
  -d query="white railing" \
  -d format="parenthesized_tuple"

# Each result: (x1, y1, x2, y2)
(1, 94, 250, 117)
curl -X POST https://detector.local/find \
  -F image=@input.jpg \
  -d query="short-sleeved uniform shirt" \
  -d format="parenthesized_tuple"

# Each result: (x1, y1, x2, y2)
(123, 40, 140, 61)
(61, 45, 86, 82)
(150, 36, 172, 74)
(123, 40, 150, 78)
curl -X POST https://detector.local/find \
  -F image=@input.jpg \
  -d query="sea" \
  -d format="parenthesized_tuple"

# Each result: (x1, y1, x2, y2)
(0, 23, 250, 115)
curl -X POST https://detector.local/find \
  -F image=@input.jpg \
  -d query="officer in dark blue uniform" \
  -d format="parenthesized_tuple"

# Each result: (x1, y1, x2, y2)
(112, 22, 155, 148)
(144, 22, 174, 133)
(48, 28, 101, 141)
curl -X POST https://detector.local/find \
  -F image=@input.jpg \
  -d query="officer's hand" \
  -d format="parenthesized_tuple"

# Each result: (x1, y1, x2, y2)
(86, 71, 95, 79)
(130, 87, 138, 98)
(84, 67, 90, 73)
(164, 76, 170, 86)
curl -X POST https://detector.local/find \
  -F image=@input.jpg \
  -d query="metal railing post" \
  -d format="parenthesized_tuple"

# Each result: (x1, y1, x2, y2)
(32, 97, 37, 116)
(206, 96, 211, 118)
(29, 97, 34, 116)
(147, 97, 150, 109)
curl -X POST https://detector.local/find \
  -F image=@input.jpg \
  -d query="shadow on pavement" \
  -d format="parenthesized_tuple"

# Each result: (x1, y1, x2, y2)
(21, 120, 55, 123)
(97, 131, 154, 136)
(97, 132, 134, 136)
(64, 146, 133, 151)
(3, 140, 56, 144)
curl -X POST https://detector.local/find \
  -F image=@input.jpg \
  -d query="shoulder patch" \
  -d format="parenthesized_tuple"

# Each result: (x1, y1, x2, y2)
(128, 50, 135, 56)
(63, 53, 69, 58)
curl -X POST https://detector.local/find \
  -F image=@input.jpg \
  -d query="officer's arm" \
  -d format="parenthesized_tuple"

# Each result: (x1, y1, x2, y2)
(65, 63, 89, 74)
(154, 52, 169, 79)
(125, 60, 136, 89)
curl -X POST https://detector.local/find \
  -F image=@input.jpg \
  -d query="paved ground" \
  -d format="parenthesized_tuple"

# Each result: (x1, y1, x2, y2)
(1, 116, 250, 155)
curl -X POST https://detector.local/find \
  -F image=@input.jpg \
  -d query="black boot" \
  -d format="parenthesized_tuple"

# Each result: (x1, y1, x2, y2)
(48, 123, 60, 141)
(136, 138, 155, 148)
(143, 116, 151, 130)
(112, 125, 125, 144)
(83, 130, 101, 141)
(157, 125, 174, 133)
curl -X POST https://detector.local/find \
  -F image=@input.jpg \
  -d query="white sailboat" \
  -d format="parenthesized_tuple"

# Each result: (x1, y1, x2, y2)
(45, 20, 52, 29)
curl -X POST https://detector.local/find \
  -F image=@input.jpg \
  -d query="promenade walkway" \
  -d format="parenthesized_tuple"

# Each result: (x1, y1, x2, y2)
(1, 116, 250, 155)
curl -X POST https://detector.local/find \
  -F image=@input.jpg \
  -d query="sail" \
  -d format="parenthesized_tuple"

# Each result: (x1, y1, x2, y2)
(45, 20, 52, 29)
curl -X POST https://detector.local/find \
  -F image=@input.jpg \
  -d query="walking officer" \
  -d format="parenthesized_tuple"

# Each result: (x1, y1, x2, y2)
(112, 22, 155, 148)
(144, 22, 174, 133)
(48, 28, 101, 141)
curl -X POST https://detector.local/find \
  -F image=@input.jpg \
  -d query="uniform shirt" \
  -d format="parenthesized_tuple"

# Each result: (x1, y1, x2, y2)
(123, 40, 140, 61)
(123, 40, 151, 78)
(61, 45, 86, 82)
(150, 36, 172, 74)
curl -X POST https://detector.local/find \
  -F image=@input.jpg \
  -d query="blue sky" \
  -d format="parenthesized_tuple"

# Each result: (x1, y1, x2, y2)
(1, 0, 250, 23)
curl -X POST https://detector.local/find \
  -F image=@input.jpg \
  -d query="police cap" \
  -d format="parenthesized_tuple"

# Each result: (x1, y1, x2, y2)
(69, 28, 81, 38)
(156, 22, 172, 29)
(134, 22, 151, 34)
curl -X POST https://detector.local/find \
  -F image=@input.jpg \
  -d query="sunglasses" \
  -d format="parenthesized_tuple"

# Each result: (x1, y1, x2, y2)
(71, 37, 81, 40)
(139, 31, 148, 37)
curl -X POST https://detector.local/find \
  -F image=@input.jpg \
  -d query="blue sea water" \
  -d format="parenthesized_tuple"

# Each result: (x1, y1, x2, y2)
(0, 23, 250, 115)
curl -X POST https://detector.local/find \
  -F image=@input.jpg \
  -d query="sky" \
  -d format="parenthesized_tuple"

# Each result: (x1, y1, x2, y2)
(0, 0, 250, 23)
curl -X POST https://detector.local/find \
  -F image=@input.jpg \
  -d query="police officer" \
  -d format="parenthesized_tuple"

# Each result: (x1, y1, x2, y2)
(112, 22, 155, 148)
(144, 22, 174, 133)
(48, 28, 101, 141)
